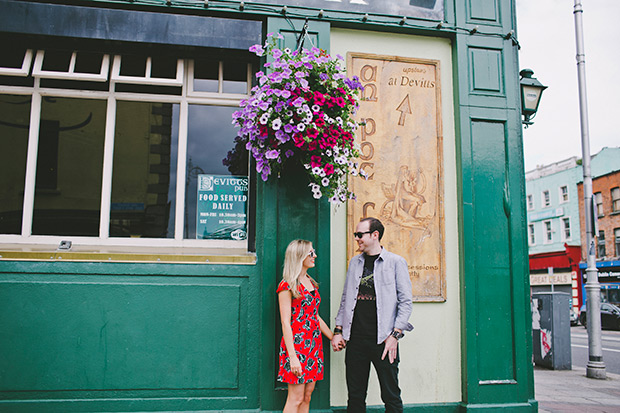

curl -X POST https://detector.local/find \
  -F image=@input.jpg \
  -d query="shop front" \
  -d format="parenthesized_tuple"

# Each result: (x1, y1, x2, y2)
(0, 0, 535, 411)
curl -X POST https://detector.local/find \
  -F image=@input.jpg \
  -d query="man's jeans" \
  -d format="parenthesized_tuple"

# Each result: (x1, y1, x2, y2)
(345, 337, 403, 413)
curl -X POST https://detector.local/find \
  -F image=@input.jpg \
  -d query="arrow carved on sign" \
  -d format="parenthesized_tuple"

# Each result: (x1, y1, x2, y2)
(396, 94, 412, 126)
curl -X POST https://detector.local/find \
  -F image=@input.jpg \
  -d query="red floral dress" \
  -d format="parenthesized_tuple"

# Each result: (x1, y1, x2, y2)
(277, 279, 324, 384)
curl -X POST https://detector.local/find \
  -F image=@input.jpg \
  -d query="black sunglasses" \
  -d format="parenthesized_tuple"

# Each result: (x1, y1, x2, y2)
(353, 231, 373, 239)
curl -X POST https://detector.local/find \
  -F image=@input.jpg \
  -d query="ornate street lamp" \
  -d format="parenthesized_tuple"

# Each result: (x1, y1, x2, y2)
(520, 68, 547, 127)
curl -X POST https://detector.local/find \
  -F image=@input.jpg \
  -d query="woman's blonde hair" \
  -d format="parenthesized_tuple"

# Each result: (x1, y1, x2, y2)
(282, 239, 317, 298)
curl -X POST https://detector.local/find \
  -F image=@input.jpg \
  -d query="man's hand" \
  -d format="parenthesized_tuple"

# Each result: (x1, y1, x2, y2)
(381, 336, 398, 363)
(331, 334, 346, 352)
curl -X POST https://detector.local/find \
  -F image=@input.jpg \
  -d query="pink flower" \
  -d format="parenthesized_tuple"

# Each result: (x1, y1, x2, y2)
(324, 163, 335, 175)
(311, 156, 322, 168)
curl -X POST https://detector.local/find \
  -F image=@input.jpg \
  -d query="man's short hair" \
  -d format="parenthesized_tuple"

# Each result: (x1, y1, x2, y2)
(360, 217, 384, 240)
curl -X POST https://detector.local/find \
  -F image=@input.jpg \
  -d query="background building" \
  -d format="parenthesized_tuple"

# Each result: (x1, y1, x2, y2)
(577, 153, 620, 307)
(526, 147, 620, 315)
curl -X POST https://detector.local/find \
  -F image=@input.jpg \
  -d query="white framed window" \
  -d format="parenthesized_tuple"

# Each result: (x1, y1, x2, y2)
(33, 50, 111, 82)
(595, 192, 604, 217)
(0, 47, 34, 77)
(527, 194, 534, 210)
(612, 187, 620, 213)
(528, 223, 536, 246)
(543, 220, 553, 243)
(0, 45, 255, 256)
(597, 230, 606, 258)
(542, 190, 550, 208)
(615, 228, 620, 257)
(561, 217, 571, 241)
(559, 185, 569, 203)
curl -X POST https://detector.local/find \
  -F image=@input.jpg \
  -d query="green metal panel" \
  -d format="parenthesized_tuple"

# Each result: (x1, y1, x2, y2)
(0, 262, 261, 412)
(257, 17, 332, 412)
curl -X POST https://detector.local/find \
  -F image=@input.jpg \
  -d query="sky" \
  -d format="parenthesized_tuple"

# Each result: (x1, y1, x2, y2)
(516, 0, 620, 172)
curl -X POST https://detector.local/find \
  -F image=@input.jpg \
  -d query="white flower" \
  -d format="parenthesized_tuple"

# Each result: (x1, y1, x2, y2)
(333, 146, 340, 154)
(350, 169, 358, 176)
(321, 177, 330, 186)
(327, 117, 335, 124)
(312, 166, 322, 175)
(336, 117, 343, 126)
(296, 108, 305, 115)
(319, 169, 326, 178)
(325, 149, 332, 157)
(296, 123, 306, 132)
(312, 104, 320, 112)
(313, 190, 322, 199)
(272, 118, 282, 130)
(259, 113, 270, 125)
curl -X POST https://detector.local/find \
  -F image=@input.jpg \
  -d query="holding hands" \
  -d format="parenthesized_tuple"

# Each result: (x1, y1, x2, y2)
(331, 327, 346, 352)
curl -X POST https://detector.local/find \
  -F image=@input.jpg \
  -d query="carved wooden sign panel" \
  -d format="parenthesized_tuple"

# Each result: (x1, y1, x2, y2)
(347, 53, 446, 302)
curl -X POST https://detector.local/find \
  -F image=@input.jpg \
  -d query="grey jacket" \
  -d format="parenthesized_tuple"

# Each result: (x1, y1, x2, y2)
(335, 247, 414, 344)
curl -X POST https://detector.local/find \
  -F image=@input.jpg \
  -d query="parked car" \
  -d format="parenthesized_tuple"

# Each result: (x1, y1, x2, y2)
(570, 308, 579, 326)
(579, 302, 620, 330)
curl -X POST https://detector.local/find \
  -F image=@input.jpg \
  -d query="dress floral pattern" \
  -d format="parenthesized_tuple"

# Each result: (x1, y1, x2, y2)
(277, 279, 324, 384)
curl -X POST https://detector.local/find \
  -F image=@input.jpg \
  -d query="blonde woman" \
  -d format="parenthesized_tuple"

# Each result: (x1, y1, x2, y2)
(277, 239, 334, 412)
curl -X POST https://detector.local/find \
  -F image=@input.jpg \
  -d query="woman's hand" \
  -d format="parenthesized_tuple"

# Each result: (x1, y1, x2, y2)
(290, 356, 303, 377)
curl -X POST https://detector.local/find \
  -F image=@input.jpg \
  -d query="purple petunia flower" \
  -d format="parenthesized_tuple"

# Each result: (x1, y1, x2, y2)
(249, 44, 265, 56)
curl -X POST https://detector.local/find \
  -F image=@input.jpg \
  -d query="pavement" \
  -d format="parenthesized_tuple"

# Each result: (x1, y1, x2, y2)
(535, 365, 620, 412)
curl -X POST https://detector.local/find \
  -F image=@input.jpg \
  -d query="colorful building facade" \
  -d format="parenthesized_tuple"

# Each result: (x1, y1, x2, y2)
(1, 0, 536, 411)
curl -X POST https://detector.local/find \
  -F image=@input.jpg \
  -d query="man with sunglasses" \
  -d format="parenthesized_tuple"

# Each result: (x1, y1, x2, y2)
(332, 217, 413, 413)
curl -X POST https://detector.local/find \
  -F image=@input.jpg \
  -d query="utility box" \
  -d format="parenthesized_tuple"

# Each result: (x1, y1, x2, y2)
(531, 292, 572, 370)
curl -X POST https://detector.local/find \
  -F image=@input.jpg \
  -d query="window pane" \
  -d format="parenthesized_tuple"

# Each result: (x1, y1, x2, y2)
(0, 45, 29, 69)
(41, 50, 72, 72)
(32, 97, 106, 235)
(151, 56, 178, 79)
(193, 59, 219, 92)
(0, 95, 30, 233)
(223, 60, 248, 94)
(110, 101, 179, 238)
(184, 105, 247, 239)
(120, 54, 147, 77)
(74, 51, 104, 75)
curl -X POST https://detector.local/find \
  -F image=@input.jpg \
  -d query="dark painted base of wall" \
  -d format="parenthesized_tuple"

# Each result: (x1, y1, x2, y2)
(0, 401, 538, 413)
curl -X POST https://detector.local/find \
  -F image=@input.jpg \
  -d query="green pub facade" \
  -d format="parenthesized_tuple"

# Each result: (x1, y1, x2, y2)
(0, 0, 536, 411)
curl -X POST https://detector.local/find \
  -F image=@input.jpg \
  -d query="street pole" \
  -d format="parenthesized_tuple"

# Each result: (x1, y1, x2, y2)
(573, 0, 606, 379)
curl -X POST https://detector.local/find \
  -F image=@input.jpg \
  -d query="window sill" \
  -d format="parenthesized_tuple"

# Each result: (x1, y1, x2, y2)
(0, 245, 256, 264)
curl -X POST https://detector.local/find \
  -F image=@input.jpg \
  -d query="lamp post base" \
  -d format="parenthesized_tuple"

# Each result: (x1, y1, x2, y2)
(586, 361, 606, 379)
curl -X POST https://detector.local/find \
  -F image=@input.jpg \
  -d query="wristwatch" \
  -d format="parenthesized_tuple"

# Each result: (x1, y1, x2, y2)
(390, 330, 404, 340)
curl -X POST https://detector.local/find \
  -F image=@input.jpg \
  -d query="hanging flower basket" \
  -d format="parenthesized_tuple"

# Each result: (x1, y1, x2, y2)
(227, 33, 366, 204)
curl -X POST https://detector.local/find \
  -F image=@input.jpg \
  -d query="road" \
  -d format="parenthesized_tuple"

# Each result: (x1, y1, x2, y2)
(571, 325, 620, 375)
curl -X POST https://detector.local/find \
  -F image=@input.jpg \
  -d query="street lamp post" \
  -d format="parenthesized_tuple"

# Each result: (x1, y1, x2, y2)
(573, 0, 606, 379)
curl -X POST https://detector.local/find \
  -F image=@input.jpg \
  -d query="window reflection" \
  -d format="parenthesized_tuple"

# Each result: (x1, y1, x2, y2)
(32, 97, 106, 236)
(0, 95, 30, 234)
(184, 105, 247, 239)
(110, 101, 179, 238)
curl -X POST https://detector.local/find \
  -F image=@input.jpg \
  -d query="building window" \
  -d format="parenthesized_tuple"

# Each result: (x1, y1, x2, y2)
(544, 220, 553, 243)
(612, 187, 620, 213)
(597, 230, 606, 258)
(562, 217, 571, 241)
(615, 228, 620, 257)
(528, 223, 535, 245)
(542, 190, 551, 208)
(527, 194, 534, 210)
(595, 192, 604, 217)
(559, 185, 569, 203)
(0, 44, 254, 251)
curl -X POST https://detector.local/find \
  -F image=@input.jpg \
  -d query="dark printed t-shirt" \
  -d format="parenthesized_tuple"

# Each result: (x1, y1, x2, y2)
(351, 253, 379, 340)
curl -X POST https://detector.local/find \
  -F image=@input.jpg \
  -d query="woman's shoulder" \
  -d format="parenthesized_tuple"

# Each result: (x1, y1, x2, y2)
(276, 279, 291, 294)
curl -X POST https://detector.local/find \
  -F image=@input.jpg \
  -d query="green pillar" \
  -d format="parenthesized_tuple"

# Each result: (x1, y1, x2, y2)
(452, 0, 536, 410)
